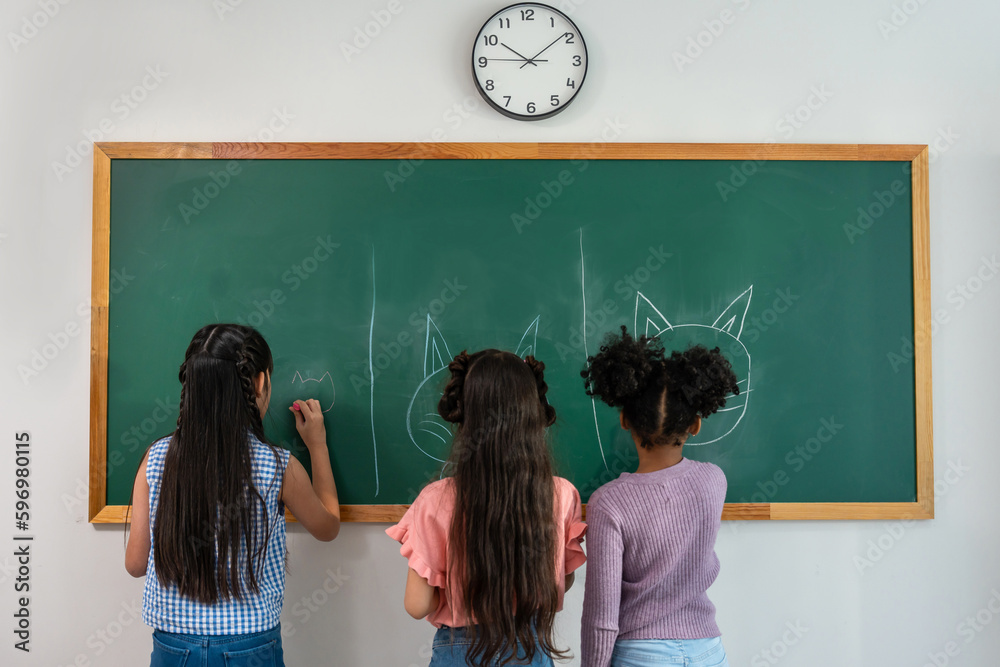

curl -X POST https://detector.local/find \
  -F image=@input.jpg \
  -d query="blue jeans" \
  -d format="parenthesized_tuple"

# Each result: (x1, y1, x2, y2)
(150, 625, 284, 667)
(430, 626, 554, 667)
(611, 637, 729, 667)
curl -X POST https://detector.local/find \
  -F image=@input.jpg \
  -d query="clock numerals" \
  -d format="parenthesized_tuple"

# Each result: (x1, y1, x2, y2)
(472, 4, 587, 120)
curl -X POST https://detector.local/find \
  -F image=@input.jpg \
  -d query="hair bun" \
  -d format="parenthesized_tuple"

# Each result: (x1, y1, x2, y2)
(665, 345, 739, 418)
(438, 351, 471, 423)
(524, 355, 557, 426)
(582, 326, 665, 407)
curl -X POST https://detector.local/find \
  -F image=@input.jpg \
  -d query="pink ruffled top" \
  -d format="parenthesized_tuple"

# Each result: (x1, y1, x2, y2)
(386, 476, 587, 628)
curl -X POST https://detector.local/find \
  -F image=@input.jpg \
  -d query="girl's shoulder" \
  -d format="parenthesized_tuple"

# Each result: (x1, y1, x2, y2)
(146, 435, 173, 461)
(388, 479, 455, 547)
(247, 436, 290, 466)
(410, 478, 456, 513)
(586, 479, 620, 516)
(685, 459, 728, 486)
(553, 475, 580, 498)
(552, 476, 583, 514)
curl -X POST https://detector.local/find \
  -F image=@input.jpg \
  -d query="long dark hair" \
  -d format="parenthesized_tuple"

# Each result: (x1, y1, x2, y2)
(153, 323, 280, 604)
(437, 349, 567, 666)
(582, 326, 739, 447)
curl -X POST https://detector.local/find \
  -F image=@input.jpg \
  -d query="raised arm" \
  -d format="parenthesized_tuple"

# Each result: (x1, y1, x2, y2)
(281, 399, 341, 541)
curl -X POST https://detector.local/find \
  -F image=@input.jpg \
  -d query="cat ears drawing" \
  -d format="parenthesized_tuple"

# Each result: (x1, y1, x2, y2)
(405, 315, 540, 463)
(291, 371, 336, 413)
(634, 286, 753, 446)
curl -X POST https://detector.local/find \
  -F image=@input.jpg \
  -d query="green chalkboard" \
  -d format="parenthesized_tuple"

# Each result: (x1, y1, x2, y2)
(92, 143, 932, 522)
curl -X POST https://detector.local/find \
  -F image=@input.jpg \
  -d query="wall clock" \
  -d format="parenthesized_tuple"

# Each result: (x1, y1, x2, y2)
(472, 3, 588, 121)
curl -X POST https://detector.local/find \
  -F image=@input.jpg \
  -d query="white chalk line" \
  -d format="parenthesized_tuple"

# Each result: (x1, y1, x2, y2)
(581, 228, 608, 469)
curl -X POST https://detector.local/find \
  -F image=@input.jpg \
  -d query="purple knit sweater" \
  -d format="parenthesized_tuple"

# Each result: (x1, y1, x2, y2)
(581, 458, 726, 667)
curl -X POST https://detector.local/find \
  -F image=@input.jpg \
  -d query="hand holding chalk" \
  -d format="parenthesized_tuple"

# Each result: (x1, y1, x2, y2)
(290, 399, 327, 452)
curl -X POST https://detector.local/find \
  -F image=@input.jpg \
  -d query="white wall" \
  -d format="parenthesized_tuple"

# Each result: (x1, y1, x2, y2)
(1, 1, 998, 665)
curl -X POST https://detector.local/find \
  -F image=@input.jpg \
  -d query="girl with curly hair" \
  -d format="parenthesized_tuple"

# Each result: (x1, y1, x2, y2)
(580, 326, 739, 667)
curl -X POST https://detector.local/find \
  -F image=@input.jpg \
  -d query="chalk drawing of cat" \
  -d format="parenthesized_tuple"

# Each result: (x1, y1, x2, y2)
(405, 315, 540, 462)
(290, 371, 336, 412)
(634, 286, 753, 446)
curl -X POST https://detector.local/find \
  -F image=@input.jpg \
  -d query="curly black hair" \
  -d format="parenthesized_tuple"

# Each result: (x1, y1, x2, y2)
(582, 326, 740, 448)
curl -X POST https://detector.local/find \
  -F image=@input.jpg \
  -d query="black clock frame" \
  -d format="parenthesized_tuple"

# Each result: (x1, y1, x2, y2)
(471, 2, 589, 121)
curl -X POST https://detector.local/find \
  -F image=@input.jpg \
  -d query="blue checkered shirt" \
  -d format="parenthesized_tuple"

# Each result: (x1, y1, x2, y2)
(142, 434, 290, 634)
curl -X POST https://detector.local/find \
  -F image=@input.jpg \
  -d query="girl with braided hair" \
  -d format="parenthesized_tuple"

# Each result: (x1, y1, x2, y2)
(125, 324, 340, 666)
(580, 327, 739, 667)
(387, 349, 586, 666)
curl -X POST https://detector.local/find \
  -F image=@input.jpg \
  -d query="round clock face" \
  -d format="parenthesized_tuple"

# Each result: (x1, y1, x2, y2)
(472, 3, 588, 121)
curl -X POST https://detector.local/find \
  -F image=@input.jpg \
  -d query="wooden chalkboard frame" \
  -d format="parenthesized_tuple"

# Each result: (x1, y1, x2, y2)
(90, 142, 932, 523)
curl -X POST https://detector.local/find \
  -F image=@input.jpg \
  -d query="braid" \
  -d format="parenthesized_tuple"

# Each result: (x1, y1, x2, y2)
(235, 343, 263, 433)
(524, 356, 557, 426)
(438, 351, 471, 423)
(176, 361, 188, 430)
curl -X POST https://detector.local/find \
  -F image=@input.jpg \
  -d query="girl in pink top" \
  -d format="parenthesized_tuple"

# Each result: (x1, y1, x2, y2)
(387, 349, 586, 666)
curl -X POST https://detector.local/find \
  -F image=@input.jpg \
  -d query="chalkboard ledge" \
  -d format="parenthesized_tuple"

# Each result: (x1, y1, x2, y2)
(92, 501, 933, 524)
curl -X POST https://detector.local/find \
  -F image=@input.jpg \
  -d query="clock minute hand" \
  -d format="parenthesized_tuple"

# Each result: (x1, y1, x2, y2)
(500, 42, 538, 66)
(521, 33, 567, 68)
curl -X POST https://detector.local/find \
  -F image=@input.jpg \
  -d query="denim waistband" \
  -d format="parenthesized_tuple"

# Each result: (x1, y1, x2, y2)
(153, 624, 281, 647)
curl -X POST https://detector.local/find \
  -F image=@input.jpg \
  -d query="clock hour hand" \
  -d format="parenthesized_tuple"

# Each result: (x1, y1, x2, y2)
(500, 42, 538, 66)
(522, 33, 568, 68)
